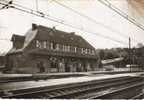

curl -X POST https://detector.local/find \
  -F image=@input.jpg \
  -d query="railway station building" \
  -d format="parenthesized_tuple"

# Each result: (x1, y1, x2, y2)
(0, 53, 5, 73)
(5, 24, 98, 73)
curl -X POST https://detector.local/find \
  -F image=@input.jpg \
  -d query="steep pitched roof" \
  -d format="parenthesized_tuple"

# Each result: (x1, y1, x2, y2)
(11, 34, 25, 42)
(7, 28, 38, 54)
(36, 25, 95, 49)
(7, 24, 95, 54)
(23, 29, 38, 48)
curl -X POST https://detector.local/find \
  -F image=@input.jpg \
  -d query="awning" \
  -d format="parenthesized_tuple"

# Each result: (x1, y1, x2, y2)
(101, 57, 124, 65)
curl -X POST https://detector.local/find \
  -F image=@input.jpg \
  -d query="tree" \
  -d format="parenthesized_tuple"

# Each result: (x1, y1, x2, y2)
(137, 43, 144, 48)
(99, 50, 105, 60)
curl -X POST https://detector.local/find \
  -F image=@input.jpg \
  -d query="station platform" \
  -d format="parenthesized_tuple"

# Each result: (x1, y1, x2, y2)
(0, 72, 143, 92)
(0, 70, 142, 79)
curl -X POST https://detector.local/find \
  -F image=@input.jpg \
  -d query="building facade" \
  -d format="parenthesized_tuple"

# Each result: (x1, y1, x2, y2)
(0, 54, 5, 72)
(5, 24, 98, 73)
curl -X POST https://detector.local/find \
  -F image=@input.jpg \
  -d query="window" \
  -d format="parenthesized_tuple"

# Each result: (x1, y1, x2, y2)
(70, 46, 76, 52)
(36, 40, 42, 48)
(59, 44, 63, 51)
(81, 48, 84, 54)
(91, 50, 95, 55)
(85, 48, 88, 54)
(65, 45, 67, 52)
(46, 42, 50, 49)
(43, 41, 47, 49)
(88, 49, 91, 54)
(67, 46, 70, 52)
(62, 45, 65, 51)
(53, 43, 57, 50)
(63, 45, 69, 52)
(56, 44, 59, 50)
(50, 43, 53, 50)
(77, 47, 81, 53)
(74, 47, 77, 52)
(61, 45, 74, 52)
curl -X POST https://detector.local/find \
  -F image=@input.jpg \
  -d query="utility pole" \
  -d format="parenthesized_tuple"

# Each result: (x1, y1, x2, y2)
(129, 37, 131, 71)
(36, 0, 38, 11)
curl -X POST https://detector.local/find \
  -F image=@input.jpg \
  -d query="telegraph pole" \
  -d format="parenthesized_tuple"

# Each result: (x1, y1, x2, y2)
(129, 37, 131, 71)
(35, 0, 38, 11)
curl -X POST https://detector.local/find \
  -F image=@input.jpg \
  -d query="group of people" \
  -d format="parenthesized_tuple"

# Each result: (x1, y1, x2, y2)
(37, 61, 45, 73)
(36, 60, 91, 73)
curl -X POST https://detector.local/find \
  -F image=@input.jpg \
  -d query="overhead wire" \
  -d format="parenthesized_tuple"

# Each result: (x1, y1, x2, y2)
(53, 0, 139, 44)
(35, 0, 38, 11)
(0, 1, 9, 10)
(0, 0, 128, 46)
(0, 1, 13, 41)
(97, 0, 144, 34)
(0, 39, 10, 40)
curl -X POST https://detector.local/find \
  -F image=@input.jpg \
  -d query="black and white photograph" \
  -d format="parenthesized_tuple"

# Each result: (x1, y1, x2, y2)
(0, 0, 144, 99)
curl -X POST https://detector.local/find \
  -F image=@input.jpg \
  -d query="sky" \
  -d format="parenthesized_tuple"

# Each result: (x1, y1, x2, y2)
(0, 0, 144, 53)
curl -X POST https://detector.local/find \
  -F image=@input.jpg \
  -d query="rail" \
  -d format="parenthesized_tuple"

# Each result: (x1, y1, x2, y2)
(93, 82, 144, 99)
(0, 71, 142, 83)
(1, 76, 143, 99)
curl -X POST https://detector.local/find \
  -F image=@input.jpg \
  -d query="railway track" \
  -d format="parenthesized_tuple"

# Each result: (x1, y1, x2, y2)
(131, 92, 144, 99)
(1, 75, 143, 99)
(92, 81, 144, 99)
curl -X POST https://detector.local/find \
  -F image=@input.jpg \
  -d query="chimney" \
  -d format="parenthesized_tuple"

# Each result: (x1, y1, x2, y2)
(70, 32, 75, 35)
(32, 23, 37, 30)
(52, 26, 56, 32)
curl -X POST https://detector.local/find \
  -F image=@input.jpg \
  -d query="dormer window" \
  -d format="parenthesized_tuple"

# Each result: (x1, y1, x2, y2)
(32, 24, 37, 30)
(36, 40, 42, 48)
(43, 41, 47, 49)
(11, 34, 25, 49)
(70, 32, 75, 35)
